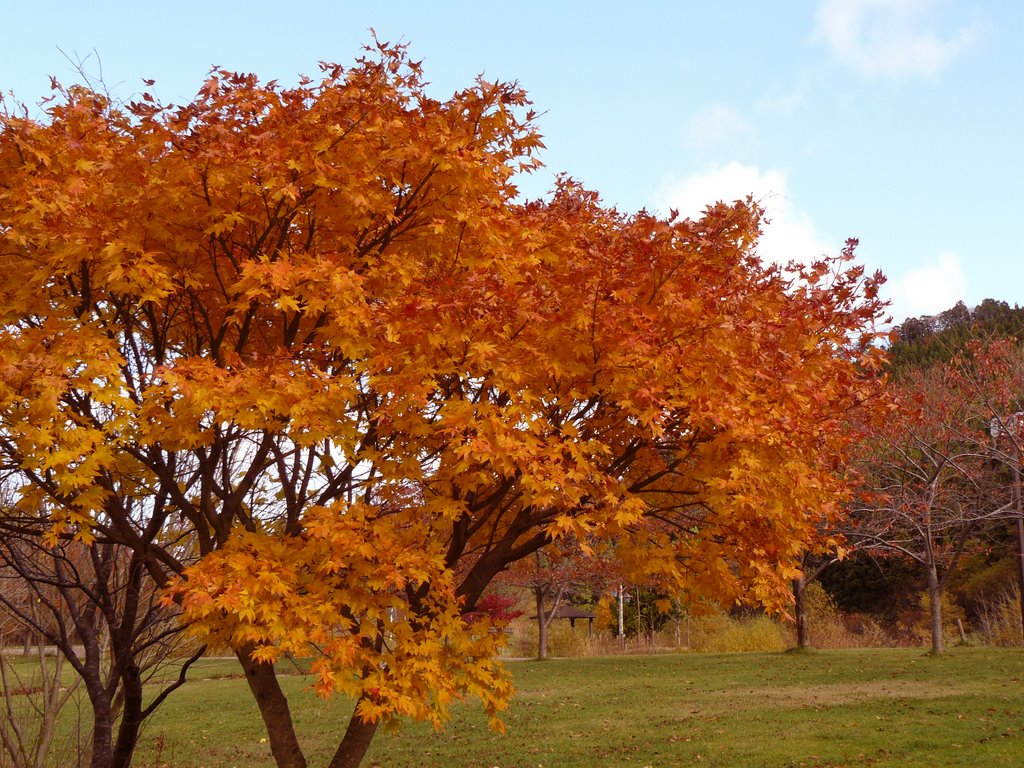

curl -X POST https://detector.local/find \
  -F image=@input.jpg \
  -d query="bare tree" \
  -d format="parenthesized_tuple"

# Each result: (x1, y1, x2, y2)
(850, 362, 1013, 653)
(502, 542, 614, 659)
(0, 514, 203, 768)
(0, 563, 83, 768)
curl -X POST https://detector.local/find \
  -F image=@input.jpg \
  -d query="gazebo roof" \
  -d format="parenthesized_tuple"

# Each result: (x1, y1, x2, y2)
(532, 605, 597, 620)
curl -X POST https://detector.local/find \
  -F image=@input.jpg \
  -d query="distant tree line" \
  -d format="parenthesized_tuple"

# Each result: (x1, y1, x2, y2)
(888, 299, 1024, 373)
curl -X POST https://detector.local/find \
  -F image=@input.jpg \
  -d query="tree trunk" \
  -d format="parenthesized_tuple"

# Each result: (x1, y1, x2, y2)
(327, 700, 380, 768)
(926, 564, 945, 654)
(793, 578, 809, 649)
(535, 586, 549, 660)
(110, 556, 146, 768)
(110, 661, 143, 768)
(77, 622, 113, 768)
(235, 646, 307, 768)
(88, 697, 113, 768)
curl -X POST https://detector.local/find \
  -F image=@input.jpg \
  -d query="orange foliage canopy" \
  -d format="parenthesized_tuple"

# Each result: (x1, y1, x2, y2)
(0, 41, 885, 741)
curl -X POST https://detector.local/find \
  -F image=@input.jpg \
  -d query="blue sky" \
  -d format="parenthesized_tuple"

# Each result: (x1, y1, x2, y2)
(2, 1, 1019, 324)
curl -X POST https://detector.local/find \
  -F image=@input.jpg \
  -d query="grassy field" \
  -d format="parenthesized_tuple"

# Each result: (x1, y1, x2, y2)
(111, 648, 1024, 767)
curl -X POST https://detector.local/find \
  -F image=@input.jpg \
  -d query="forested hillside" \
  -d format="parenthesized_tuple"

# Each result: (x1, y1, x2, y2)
(887, 298, 1024, 373)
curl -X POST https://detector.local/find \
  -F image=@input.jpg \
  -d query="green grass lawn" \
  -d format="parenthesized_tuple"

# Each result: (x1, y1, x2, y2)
(126, 648, 1024, 767)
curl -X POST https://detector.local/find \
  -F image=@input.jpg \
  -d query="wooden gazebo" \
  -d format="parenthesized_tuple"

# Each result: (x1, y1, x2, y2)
(535, 605, 598, 636)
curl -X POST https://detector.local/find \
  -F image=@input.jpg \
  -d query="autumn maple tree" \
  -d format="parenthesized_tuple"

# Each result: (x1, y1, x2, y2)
(0, 42, 886, 768)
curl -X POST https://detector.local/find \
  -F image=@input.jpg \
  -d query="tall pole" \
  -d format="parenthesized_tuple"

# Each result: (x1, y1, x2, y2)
(636, 586, 642, 637)
(1015, 461, 1024, 645)
(991, 414, 1024, 645)
(617, 584, 625, 645)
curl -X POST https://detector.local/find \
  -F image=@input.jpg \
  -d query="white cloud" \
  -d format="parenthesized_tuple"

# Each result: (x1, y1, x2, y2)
(654, 161, 833, 267)
(884, 251, 966, 322)
(758, 70, 822, 114)
(683, 104, 756, 151)
(814, 0, 981, 80)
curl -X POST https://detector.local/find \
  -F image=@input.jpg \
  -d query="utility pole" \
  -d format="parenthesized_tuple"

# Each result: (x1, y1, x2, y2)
(1014, 461, 1024, 644)
(617, 584, 625, 645)
(991, 413, 1024, 644)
